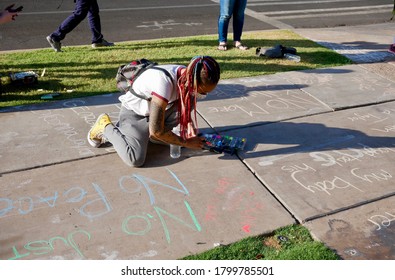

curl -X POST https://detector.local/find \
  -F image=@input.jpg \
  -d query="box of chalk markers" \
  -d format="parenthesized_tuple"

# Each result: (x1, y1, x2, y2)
(202, 134, 247, 155)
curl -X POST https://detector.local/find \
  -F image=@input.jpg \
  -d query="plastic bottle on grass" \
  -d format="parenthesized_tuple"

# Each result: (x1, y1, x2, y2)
(284, 53, 301, 62)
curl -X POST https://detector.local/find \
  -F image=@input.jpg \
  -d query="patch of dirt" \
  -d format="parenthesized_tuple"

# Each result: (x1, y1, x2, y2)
(264, 236, 282, 250)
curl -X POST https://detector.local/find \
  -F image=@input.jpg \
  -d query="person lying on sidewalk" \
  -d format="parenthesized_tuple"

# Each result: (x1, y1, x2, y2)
(87, 56, 221, 167)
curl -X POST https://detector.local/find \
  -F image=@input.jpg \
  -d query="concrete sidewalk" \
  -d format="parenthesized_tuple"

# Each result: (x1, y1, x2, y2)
(1, 23, 395, 260)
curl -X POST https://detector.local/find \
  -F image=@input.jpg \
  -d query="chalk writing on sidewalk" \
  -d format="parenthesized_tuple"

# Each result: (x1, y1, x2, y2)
(2, 169, 203, 258)
(309, 143, 395, 167)
(118, 169, 189, 205)
(347, 112, 388, 123)
(368, 211, 395, 231)
(7, 229, 91, 260)
(0, 183, 112, 220)
(118, 169, 201, 243)
(350, 168, 392, 183)
(282, 164, 393, 195)
(31, 109, 94, 157)
(203, 177, 263, 233)
(282, 163, 362, 195)
(206, 90, 327, 117)
(122, 201, 201, 244)
(63, 99, 121, 126)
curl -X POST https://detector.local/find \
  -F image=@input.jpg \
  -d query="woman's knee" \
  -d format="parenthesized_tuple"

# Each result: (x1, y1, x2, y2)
(219, 14, 232, 22)
(73, 10, 89, 19)
(131, 159, 145, 168)
(122, 154, 146, 168)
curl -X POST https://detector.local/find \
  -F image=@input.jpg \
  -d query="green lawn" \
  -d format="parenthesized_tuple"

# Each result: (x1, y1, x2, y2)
(1, 30, 351, 108)
(182, 225, 340, 260)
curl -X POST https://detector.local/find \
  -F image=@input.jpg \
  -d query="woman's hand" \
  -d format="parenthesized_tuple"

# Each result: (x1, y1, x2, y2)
(184, 136, 205, 149)
(149, 96, 205, 149)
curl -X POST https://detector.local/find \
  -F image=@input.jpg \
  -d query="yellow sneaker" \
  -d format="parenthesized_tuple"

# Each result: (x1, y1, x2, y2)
(87, 113, 112, 148)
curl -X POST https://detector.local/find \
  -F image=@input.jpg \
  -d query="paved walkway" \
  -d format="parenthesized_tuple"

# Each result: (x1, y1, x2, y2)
(1, 23, 395, 260)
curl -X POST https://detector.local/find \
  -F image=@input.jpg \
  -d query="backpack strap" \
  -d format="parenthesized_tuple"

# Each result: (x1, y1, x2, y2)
(129, 66, 174, 102)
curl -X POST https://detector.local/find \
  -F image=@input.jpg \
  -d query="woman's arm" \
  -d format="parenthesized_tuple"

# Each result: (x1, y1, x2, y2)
(149, 96, 204, 149)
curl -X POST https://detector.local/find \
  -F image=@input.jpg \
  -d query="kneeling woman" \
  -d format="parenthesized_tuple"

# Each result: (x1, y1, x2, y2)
(87, 56, 221, 167)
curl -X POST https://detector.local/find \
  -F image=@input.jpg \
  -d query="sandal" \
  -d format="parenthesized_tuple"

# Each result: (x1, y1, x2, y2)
(217, 43, 227, 51)
(235, 42, 249, 51)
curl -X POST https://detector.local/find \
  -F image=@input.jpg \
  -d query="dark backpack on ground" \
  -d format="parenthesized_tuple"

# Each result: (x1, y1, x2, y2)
(115, 58, 173, 101)
(256, 44, 297, 58)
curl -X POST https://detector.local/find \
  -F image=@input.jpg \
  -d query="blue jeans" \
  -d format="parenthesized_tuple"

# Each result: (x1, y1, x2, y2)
(218, 0, 247, 43)
(51, 0, 103, 43)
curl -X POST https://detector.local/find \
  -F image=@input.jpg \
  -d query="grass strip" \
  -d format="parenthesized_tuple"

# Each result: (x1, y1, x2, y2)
(1, 30, 351, 108)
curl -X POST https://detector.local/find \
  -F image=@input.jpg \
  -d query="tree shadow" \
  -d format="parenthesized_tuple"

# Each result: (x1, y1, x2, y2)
(339, 40, 389, 51)
(143, 118, 395, 167)
(144, 119, 390, 167)
(200, 67, 353, 102)
(226, 121, 395, 163)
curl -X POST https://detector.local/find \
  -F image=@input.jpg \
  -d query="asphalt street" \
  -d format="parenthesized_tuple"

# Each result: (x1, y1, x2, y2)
(0, 0, 393, 51)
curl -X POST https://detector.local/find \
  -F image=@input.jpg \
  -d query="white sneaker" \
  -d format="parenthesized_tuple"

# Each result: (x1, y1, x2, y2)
(87, 113, 112, 147)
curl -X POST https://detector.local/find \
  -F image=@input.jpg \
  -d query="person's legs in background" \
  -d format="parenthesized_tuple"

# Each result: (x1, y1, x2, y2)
(47, 0, 113, 51)
(47, 0, 90, 52)
(233, 0, 248, 50)
(87, 0, 114, 47)
(52, 0, 90, 41)
(217, 0, 234, 51)
(87, 0, 103, 44)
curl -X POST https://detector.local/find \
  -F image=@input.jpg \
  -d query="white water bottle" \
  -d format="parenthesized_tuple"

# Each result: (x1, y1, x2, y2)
(284, 53, 301, 62)
(170, 126, 181, 159)
(170, 144, 181, 158)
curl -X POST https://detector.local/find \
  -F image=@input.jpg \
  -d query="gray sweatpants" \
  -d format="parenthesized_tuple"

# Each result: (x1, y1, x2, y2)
(104, 104, 179, 167)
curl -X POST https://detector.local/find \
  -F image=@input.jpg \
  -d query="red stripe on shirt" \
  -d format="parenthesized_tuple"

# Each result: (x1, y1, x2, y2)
(151, 91, 169, 103)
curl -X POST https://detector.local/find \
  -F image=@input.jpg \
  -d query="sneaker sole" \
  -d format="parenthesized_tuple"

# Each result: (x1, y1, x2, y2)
(46, 36, 62, 52)
(91, 44, 114, 48)
(87, 113, 108, 148)
(87, 130, 101, 148)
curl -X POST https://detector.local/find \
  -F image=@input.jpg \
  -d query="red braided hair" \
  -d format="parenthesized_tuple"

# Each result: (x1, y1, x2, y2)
(177, 56, 220, 140)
